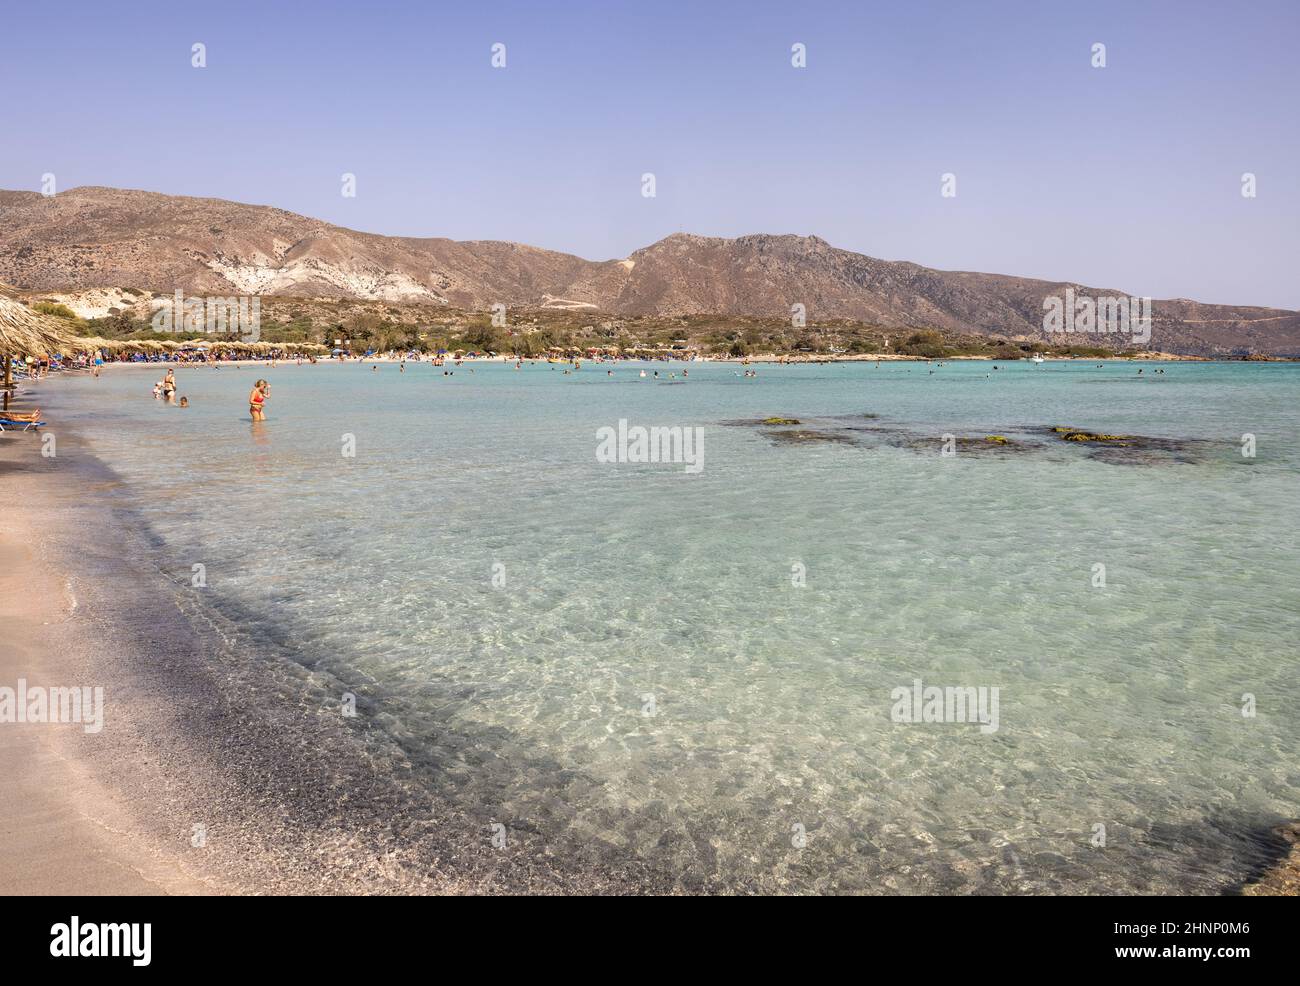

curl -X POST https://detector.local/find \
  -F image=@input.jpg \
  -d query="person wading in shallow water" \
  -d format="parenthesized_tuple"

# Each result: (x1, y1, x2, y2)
(249, 379, 269, 421)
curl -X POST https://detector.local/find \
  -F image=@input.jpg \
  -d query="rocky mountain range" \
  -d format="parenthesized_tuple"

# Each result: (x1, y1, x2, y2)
(2, 185, 1296, 354)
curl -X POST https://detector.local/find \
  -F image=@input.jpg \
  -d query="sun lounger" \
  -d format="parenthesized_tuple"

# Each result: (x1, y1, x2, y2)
(0, 416, 45, 432)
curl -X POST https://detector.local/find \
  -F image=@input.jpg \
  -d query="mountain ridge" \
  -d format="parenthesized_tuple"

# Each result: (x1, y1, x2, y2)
(2, 186, 1297, 354)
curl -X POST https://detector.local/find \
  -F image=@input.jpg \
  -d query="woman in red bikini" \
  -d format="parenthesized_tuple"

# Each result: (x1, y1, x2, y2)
(249, 379, 268, 421)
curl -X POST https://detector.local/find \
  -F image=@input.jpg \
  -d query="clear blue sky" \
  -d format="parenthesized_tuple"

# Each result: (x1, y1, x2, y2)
(3, 0, 1297, 307)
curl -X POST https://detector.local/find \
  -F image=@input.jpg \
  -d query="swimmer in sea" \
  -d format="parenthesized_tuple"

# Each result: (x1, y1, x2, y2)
(249, 379, 268, 421)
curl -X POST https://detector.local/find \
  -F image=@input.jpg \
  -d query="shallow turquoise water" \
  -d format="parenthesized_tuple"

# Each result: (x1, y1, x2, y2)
(45, 359, 1300, 893)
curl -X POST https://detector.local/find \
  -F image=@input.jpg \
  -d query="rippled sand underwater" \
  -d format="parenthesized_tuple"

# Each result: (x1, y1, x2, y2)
(48, 359, 1300, 893)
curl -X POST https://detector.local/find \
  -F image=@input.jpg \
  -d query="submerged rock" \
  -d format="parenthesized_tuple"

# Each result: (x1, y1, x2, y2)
(1059, 431, 1132, 443)
(761, 417, 802, 425)
(891, 434, 1036, 455)
(766, 429, 858, 446)
(1045, 425, 1208, 465)
(1085, 443, 1203, 467)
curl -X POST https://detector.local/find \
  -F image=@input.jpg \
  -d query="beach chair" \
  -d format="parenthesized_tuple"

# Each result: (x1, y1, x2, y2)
(0, 414, 45, 432)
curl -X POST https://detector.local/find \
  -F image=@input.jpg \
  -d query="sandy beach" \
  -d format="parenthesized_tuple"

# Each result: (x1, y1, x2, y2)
(0, 430, 211, 893)
(0, 518, 209, 894)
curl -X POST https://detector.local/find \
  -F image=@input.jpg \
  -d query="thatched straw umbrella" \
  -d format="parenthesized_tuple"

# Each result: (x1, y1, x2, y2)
(0, 293, 79, 411)
(0, 294, 76, 354)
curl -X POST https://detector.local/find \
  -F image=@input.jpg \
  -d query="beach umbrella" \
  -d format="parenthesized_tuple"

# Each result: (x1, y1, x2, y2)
(0, 292, 80, 410)
(0, 293, 79, 355)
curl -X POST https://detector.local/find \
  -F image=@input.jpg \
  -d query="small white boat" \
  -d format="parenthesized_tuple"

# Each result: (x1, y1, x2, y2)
(1030, 354, 1045, 364)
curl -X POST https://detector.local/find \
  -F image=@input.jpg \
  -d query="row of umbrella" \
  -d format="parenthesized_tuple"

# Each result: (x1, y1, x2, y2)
(1, 292, 341, 411)
(75, 336, 330, 355)
(0, 294, 331, 358)
(1, 294, 706, 369)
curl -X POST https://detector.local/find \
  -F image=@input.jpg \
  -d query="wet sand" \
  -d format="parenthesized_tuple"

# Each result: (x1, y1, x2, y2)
(0, 516, 210, 894)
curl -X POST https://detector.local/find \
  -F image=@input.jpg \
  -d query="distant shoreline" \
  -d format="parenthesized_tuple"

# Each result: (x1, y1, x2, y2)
(80, 351, 1297, 367)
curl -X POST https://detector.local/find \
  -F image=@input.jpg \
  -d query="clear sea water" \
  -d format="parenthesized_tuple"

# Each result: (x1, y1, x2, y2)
(42, 359, 1300, 893)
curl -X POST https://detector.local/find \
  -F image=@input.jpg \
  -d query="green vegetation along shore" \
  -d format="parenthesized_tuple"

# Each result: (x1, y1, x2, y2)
(27, 295, 1245, 360)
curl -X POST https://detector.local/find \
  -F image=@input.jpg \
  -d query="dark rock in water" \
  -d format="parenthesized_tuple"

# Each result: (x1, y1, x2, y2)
(765, 429, 859, 446)
(958, 435, 1035, 454)
(719, 416, 803, 428)
(1060, 431, 1131, 443)
(1045, 425, 1208, 466)
(892, 434, 1037, 455)
(1086, 444, 1202, 467)
(1048, 426, 1132, 442)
